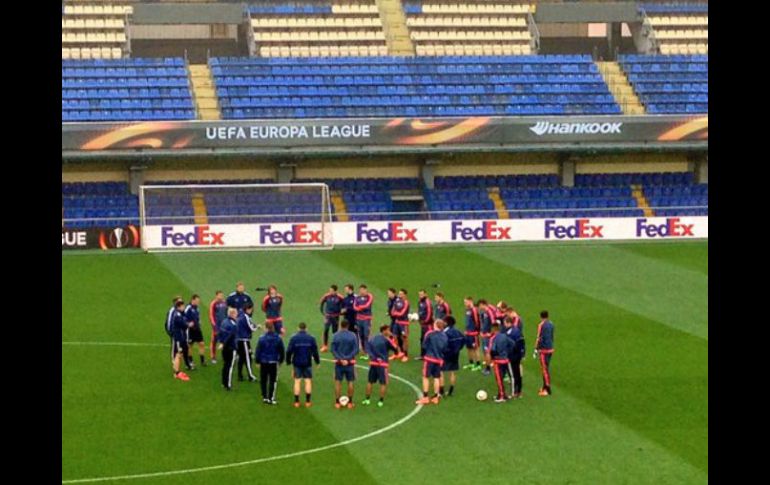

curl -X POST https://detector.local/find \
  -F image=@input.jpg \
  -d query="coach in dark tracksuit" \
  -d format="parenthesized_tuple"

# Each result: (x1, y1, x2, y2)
(441, 316, 465, 397)
(503, 317, 524, 399)
(227, 282, 253, 311)
(535, 311, 555, 397)
(340, 284, 357, 334)
(217, 308, 239, 391)
(236, 303, 258, 382)
(488, 323, 513, 403)
(255, 322, 285, 405)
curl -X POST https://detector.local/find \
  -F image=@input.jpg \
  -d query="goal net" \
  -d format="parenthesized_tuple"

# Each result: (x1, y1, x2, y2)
(139, 183, 333, 252)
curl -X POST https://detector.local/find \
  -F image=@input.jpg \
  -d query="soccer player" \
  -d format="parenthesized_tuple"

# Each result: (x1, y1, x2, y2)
(236, 303, 258, 382)
(385, 288, 400, 357)
(487, 323, 514, 403)
(390, 289, 410, 362)
(319, 284, 344, 352)
(286, 322, 320, 408)
(440, 315, 464, 397)
(362, 325, 399, 407)
(505, 306, 525, 377)
(208, 290, 228, 364)
(185, 294, 206, 367)
(216, 308, 239, 391)
(262, 285, 285, 337)
(477, 299, 497, 375)
(415, 289, 433, 360)
(340, 283, 357, 336)
(169, 299, 192, 381)
(353, 285, 373, 360)
(462, 297, 481, 371)
(503, 316, 524, 399)
(433, 292, 451, 321)
(255, 322, 286, 405)
(226, 282, 253, 311)
(416, 319, 448, 405)
(534, 310, 555, 397)
(165, 296, 184, 366)
(331, 320, 360, 409)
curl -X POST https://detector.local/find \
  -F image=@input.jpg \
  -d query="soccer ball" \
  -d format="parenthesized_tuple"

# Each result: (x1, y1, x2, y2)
(408, 312, 419, 321)
(339, 396, 350, 406)
(476, 390, 488, 401)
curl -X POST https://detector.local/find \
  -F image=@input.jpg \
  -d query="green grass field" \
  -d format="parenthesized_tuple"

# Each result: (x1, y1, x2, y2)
(62, 241, 708, 484)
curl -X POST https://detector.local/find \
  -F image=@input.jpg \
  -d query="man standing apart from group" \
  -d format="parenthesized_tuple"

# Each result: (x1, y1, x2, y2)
(535, 311, 555, 397)
(286, 322, 320, 408)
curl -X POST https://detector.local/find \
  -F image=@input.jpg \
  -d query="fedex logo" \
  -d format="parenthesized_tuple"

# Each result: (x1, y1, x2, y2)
(636, 218, 694, 238)
(161, 226, 224, 247)
(356, 222, 417, 243)
(259, 224, 322, 245)
(544, 219, 604, 239)
(451, 221, 511, 241)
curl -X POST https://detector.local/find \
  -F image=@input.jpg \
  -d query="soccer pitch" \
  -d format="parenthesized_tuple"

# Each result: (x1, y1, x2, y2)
(62, 241, 708, 484)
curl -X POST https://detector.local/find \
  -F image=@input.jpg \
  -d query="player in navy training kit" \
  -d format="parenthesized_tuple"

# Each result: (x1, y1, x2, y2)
(255, 322, 285, 404)
(416, 319, 448, 405)
(386, 288, 397, 335)
(168, 299, 193, 381)
(415, 289, 434, 360)
(487, 323, 514, 403)
(503, 316, 524, 399)
(236, 303, 258, 382)
(433, 292, 451, 322)
(535, 310, 555, 397)
(185, 294, 206, 367)
(477, 299, 496, 375)
(353, 285, 373, 360)
(319, 284, 344, 352)
(462, 297, 482, 371)
(362, 325, 399, 407)
(340, 284, 357, 336)
(216, 308, 239, 390)
(286, 322, 320, 407)
(165, 296, 184, 366)
(390, 289, 410, 362)
(261, 285, 285, 337)
(208, 290, 228, 364)
(440, 315, 465, 397)
(226, 282, 253, 311)
(331, 320, 359, 409)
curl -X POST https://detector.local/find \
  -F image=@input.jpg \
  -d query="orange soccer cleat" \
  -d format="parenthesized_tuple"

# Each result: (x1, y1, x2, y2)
(320, 345, 328, 353)
(415, 397, 431, 405)
(538, 389, 550, 397)
(305, 402, 312, 408)
(334, 402, 341, 409)
(293, 402, 301, 408)
(400, 356, 409, 363)
(175, 372, 190, 381)
(430, 396, 441, 405)
(347, 402, 355, 409)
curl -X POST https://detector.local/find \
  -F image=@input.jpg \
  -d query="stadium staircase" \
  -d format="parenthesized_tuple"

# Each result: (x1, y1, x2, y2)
(487, 187, 510, 219)
(631, 184, 655, 217)
(192, 193, 209, 224)
(596, 61, 645, 115)
(376, 0, 415, 55)
(189, 64, 221, 120)
(331, 192, 349, 222)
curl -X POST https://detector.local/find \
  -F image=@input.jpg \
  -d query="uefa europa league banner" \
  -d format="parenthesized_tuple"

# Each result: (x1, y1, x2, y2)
(140, 216, 708, 251)
(62, 225, 141, 251)
(62, 115, 707, 151)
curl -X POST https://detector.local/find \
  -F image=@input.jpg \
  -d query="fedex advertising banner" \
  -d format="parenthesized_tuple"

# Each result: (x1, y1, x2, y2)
(142, 217, 707, 250)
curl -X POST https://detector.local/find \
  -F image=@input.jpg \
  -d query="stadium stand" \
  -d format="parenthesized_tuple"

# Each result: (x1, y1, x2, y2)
(404, 1, 536, 56)
(618, 54, 707, 114)
(62, 0, 134, 59)
(249, 1, 389, 57)
(639, 2, 708, 55)
(61, 58, 196, 121)
(62, 182, 139, 228)
(212, 55, 621, 119)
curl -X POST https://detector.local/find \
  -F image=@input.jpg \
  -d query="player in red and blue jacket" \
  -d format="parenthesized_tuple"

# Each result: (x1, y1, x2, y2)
(434, 292, 451, 321)
(331, 320, 360, 408)
(416, 289, 434, 360)
(390, 289, 410, 361)
(362, 325, 399, 407)
(353, 285, 374, 359)
(535, 310, 555, 397)
(487, 323, 514, 402)
(286, 322, 320, 407)
(462, 297, 481, 371)
(319, 284, 344, 352)
(416, 320, 448, 405)
(261, 285, 284, 337)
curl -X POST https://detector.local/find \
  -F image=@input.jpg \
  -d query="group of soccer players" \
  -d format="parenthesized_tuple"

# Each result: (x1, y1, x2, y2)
(164, 281, 556, 408)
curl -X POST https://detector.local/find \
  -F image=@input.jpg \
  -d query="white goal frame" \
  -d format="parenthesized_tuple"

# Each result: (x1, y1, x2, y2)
(139, 183, 334, 252)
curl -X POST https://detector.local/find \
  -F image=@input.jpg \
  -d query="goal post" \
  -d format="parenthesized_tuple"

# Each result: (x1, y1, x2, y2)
(139, 183, 334, 252)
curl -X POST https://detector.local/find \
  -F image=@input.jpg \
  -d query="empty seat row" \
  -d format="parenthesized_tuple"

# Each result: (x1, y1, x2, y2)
(63, 88, 191, 99)
(217, 83, 610, 96)
(646, 16, 708, 26)
(213, 63, 598, 75)
(63, 99, 194, 109)
(62, 47, 123, 60)
(62, 18, 125, 29)
(63, 67, 187, 77)
(62, 32, 127, 43)
(407, 16, 527, 27)
(63, 109, 196, 121)
(255, 30, 386, 41)
(63, 5, 133, 15)
(251, 17, 382, 27)
(213, 54, 593, 65)
(417, 44, 532, 56)
(420, 4, 532, 14)
(659, 44, 708, 55)
(219, 94, 615, 107)
(330, 4, 378, 14)
(214, 74, 607, 86)
(412, 30, 531, 40)
(259, 45, 389, 57)
(652, 30, 708, 40)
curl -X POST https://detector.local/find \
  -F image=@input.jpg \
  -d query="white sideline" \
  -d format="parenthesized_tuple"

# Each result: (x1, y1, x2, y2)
(61, 341, 424, 484)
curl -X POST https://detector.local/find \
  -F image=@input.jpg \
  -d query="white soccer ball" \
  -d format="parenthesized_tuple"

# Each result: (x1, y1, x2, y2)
(408, 312, 419, 321)
(339, 396, 350, 406)
(476, 390, 488, 401)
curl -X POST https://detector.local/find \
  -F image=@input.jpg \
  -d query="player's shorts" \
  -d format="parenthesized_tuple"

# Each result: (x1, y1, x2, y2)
(293, 365, 312, 379)
(325, 316, 340, 330)
(442, 354, 460, 372)
(393, 322, 409, 337)
(272, 320, 284, 335)
(423, 361, 443, 378)
(335, 364, 356, 382)
(367, 366, 388, 384)
(172, 337, 188, 357)
(188, 327, 204, 343)
(465, 333, 479, 349)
